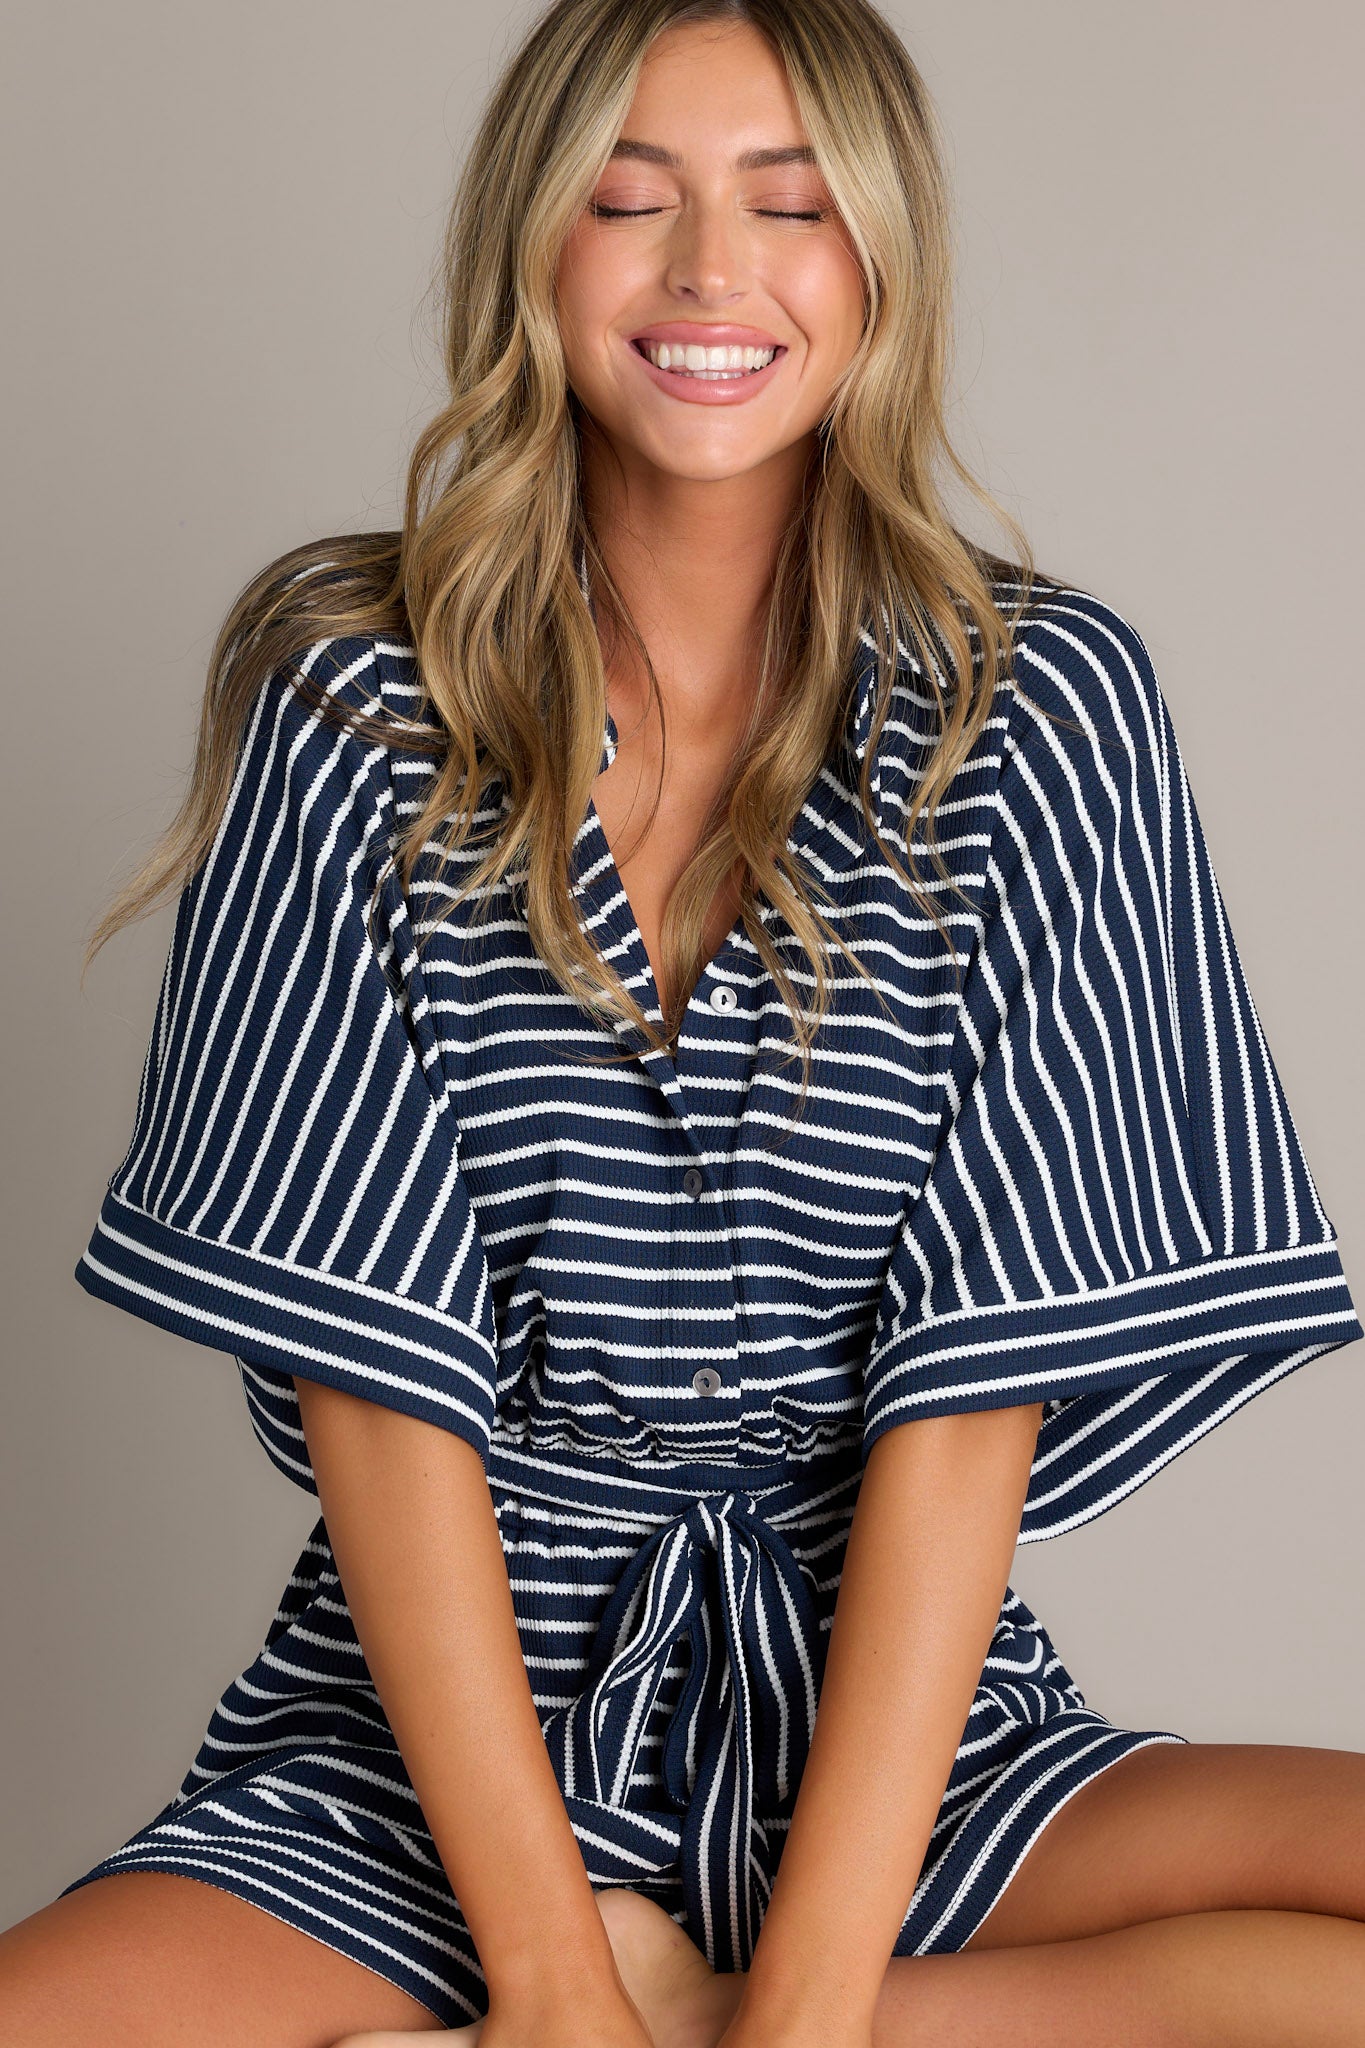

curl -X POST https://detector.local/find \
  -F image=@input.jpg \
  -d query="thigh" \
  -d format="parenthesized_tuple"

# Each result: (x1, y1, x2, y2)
(962, 1741, 1365, 1950)
(0, 1869, 446, 2046)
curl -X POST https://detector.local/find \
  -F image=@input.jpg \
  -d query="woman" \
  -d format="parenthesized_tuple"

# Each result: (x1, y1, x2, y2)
(5, 2, 1362, 2042)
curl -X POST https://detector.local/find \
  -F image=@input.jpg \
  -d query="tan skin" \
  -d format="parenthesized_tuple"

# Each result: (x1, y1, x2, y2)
(4, 19, 1361, 2048)
(558, 23, 866, 1028)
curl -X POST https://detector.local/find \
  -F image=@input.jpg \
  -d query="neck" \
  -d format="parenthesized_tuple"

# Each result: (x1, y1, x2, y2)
(580, 433, 813, 730)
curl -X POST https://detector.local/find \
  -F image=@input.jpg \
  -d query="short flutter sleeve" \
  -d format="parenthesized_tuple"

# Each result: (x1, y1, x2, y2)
(861, 590, 1362, 1540)
(75, 639, 499, 1495)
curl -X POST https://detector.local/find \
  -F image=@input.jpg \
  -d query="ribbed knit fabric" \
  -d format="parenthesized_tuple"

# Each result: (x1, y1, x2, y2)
(63, 569, 1360, 2020)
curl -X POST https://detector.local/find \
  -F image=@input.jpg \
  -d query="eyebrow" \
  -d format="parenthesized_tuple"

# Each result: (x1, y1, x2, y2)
(608, 139, 819, 172)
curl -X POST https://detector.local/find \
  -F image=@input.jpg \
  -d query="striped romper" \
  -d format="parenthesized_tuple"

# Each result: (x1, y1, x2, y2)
(63, 572, 1363, 2024)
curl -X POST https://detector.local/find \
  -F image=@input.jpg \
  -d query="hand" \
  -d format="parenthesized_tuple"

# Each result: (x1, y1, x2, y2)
(330, 1981, 655, 2048)
(716, 2034, 873, 2048)
(479, 1984, 656, 2048)
(714, 2016, 874, 2048)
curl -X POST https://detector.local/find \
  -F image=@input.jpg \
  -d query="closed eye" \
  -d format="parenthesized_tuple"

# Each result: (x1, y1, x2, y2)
(589, 203, 825, 222)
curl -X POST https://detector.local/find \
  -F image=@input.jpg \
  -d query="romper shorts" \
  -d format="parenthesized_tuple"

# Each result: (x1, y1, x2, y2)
(60, 1434, 1189, 2024)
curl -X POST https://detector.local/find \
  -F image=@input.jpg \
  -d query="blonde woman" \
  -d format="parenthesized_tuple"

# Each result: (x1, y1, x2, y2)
(5, 4, 1362, 2044)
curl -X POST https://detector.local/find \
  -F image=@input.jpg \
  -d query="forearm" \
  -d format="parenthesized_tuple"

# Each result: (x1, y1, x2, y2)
(292, 1378, 623, 2011)
(735, 1401, 1044, 2042)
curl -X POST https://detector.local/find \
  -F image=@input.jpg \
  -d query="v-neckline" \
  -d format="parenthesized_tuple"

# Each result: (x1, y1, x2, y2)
(584, 792, 749, 1048)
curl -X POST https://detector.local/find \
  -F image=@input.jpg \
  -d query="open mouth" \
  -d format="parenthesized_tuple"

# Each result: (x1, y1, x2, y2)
(629, 338, 787, 380)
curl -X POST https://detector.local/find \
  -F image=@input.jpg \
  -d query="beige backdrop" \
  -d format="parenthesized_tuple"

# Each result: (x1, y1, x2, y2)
(3, 1, 1362, 1932)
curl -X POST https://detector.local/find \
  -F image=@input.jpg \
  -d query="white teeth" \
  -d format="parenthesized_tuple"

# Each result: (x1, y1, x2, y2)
(639, 340, 778, 376)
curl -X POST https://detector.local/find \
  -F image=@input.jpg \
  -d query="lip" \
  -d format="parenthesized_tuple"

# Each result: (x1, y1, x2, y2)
(627, 322, 784, 350)
(623, 331, 788, 407)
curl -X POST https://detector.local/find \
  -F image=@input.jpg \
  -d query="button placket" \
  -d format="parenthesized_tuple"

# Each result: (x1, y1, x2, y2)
(673, 1159, 732, 1410)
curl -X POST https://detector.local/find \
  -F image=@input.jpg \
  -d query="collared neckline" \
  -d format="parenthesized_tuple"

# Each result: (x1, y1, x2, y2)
(565, 549, 933, 1076)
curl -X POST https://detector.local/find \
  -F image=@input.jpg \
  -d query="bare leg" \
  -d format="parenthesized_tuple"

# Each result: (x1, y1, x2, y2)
(579, 1889, 1365, 2048)
(876, 1908, 1365, 2047)
(574, 1743, 1365, 2048)
(0, 1869, 449, 2045)
(19, 1745, 1361, 2045)
(961, 1742, 1365, 1948)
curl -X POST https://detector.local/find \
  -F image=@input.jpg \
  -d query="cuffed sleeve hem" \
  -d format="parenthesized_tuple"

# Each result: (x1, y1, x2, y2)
(74, 1184, 500, 1467)
(861, 1234, 1363, 1463)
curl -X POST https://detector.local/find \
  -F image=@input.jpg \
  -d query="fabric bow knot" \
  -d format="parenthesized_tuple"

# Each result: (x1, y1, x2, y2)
(540, 1487, 828, 1971)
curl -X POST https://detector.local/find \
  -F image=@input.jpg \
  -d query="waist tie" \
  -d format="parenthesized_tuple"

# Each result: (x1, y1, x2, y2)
(540, 1487, 829, 1973)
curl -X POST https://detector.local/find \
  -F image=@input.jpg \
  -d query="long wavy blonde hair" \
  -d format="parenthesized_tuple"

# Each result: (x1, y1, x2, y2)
(82, 0, 1060, 1102)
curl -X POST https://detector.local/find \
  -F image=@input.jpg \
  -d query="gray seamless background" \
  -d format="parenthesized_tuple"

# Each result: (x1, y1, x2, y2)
(3, 1, 1361, 1931)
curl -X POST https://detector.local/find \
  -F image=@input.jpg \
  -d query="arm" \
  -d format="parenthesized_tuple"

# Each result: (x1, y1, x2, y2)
(293, 1377, 651, 2041)
(723, 1400, 1044, 2047)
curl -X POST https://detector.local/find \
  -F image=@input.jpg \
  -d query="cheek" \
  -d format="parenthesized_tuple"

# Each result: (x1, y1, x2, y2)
(553, 236, 587, 324)
(556, 239, 630, 348)
(553, 285, 604, 390)
(786, 250, 866, 357)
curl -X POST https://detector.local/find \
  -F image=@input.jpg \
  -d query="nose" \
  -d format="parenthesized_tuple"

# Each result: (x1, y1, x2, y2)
(539, 1487, 827, 1971)
(665, 200, 754, 307)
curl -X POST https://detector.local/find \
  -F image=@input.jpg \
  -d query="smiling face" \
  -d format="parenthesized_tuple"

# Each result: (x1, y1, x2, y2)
(554, 18, 867, 492)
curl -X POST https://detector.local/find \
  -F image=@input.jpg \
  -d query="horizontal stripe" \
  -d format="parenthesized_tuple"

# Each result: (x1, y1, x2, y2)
(67, 566, 1360, 2003)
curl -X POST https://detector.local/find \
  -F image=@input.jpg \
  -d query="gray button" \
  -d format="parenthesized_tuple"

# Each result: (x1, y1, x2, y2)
(709, 983, 737, 1013)
(682, 1166, 705, 1199)
(692, 1367, 722, 1396)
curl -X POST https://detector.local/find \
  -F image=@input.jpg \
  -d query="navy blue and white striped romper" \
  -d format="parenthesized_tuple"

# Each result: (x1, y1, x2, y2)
(64, 568, 1362, 2024)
